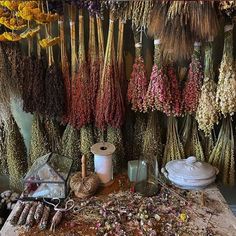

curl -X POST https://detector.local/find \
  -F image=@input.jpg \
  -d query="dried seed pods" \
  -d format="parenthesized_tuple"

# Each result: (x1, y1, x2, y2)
(18, 203, 32, 226)
(25, 202, 38, 229)
(38, 206, 50, 230)
(10, 201, 25, 226)
(34, 202, 44, 224)
(50, 211, 63, 232)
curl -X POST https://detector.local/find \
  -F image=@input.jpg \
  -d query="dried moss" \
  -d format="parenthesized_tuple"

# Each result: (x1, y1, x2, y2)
(6, 117, 28, 192)
(29, 114, 49, 166)
(80, 125, 94, 172)
(61, 125, 81, 172)
(107, 126, 125, 174)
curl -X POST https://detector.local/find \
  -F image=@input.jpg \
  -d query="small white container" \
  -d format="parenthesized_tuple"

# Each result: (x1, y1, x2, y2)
(91, 142, 116, 185)
(161, 156, 219, 189)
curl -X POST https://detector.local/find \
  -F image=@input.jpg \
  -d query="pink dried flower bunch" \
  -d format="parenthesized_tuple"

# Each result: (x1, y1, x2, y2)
(168, 66, 183, 117)
(183, 53, 203, 114)
(127, 56, 148, 112)
(145, 64, 172, 115)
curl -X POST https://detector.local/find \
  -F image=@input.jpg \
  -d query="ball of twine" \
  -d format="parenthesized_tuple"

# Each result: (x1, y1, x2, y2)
(70, 172, 100, 198)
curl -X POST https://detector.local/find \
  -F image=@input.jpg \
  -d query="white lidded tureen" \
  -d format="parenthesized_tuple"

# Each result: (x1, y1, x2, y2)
(161, 156, 219, 189)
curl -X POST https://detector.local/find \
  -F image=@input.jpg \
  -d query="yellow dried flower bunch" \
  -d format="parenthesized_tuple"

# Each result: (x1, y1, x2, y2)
(196, 43, 218, 136)
(0, 16, 26, 30)
(0, 1, 20, 11)
(39, 37, 60, 48)
(216, 27, 236, 117)
(3, 32, 21, 41)
(20, 25, 40, 38)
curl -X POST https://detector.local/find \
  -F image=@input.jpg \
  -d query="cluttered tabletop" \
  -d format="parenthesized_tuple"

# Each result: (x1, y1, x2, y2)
(1, 174, 236, 236)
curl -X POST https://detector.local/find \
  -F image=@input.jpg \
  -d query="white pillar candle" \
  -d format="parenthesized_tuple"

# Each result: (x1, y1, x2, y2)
(91, 142, 116, 184)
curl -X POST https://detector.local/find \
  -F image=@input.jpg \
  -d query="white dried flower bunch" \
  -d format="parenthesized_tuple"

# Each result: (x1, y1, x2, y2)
(216, 33, 236, 116)
(196, 77, 218, 136)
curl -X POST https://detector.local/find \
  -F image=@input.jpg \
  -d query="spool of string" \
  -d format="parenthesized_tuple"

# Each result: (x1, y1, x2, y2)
(70, 155, 100, 198)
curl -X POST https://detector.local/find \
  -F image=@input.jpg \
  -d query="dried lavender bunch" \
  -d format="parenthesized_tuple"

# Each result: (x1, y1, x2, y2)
(80, 125, 94, 171)
(6, 116, 28, 192)
(29, 114, 49, 166)
(61, 125, 81, 172)
(196, 43, 218, 136)
(216, 26, 236, 117)
(107, 126, 124, 173)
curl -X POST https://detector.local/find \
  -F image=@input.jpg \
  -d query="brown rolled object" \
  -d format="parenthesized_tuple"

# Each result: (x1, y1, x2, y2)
(18, 203, 32, 225)
(10, 202, 25, 226)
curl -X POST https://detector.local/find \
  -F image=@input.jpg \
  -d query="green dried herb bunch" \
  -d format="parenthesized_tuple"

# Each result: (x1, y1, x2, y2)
(44, 118, 62, 153)
(133, 113, 147, 161)
(196, 42, 218, 136)
(6, 116, 28, 192)
(216, 26, 236, 117)
(0, 122, 7, 175)
(61, 125, 81, 172)
(142, 111, 162, 165)
(107, 126, 125, 174)
(80, 125, 94, 172)
(163, 116, 184, 166)
(208, 116, 235, 186)
(29, 114, 49, 166)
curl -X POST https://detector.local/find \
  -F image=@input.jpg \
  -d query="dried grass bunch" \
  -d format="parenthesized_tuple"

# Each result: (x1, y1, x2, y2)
(148, 1, 220, 61)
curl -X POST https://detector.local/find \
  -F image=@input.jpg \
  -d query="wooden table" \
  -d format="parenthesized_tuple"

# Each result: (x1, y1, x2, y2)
(1, 177, 236, 236)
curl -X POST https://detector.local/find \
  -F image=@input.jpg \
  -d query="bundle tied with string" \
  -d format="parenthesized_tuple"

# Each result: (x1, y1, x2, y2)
(70, 155, 100, 199)
(95, 14, 124, 130)
(127, 30, 148, 112)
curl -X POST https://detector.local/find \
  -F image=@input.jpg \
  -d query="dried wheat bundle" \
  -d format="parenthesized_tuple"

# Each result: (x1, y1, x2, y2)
(216, 26, 236, 117)
(196, 43, 218, 136)
(129, 0, 154, 28)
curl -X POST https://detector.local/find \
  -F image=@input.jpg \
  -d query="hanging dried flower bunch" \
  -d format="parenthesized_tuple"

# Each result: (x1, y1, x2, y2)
(163, 116, 184, 166)
(127, 32, 148, 112)
(216, 25, 236, 117)
(71, 10, 91, 129)
(6, 116, 28, 192)
(61, 125, 81, 172)
(183, 43, 203, 115)
(29, 114, 49, 166)
(44, 45, 65, 118)
(168, 65, 183, 117)
(89, 15, 100, 119)
(60, 16, 71, 124)
(80, 125, 94, 172)
(142, 111, 162, 164)
(144, 40, 171, 114)
(96, 13, 125, 130)
(196, 42, 218, 136)
(148, 1, 220, 61)
(128, 0, 154, 28)
(107, 126, 124, 174)
(208, 117, 235, 186)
